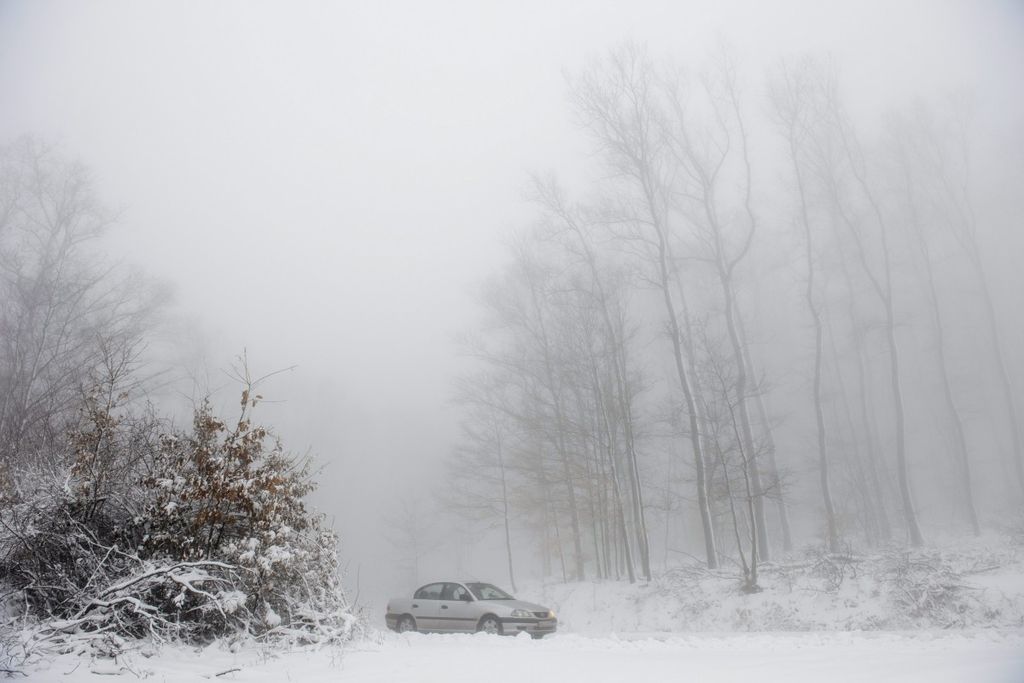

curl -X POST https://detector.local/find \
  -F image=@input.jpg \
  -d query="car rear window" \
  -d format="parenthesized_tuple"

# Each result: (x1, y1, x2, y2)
(414, 583, 444, 599)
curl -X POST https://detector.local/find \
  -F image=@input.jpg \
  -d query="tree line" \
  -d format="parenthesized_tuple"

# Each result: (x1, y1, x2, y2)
(443, 45, 1022, 592)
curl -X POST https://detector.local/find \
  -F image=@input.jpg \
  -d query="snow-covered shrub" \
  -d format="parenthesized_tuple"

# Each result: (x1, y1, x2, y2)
(805, 545, 862, 592)
(139, 396, 357, 642)
(0, 609, 20, 678)
(879, 547, 986, 628)
(0, 387, 359, 647)
(0, 467, 246, 642)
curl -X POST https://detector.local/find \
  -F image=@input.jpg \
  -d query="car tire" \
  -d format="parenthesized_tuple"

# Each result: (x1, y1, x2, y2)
(397, 615, 417, 633)
(477, 615, 502, 635)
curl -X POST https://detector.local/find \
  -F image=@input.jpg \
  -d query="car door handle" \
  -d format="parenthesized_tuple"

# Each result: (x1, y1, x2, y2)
(441, 605, 449, 609)
(412, 604, 419, 609)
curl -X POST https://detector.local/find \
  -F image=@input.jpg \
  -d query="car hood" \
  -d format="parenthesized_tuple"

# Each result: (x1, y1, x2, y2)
(478, 599, 552, 614)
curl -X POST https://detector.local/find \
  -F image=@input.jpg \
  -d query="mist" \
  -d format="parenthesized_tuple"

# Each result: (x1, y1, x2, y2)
(2, 1, 1023, 674)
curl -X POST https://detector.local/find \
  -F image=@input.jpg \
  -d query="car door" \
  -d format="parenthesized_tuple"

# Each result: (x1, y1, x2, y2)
(439, 583, 478, 632)
(411, 583, 444, 630)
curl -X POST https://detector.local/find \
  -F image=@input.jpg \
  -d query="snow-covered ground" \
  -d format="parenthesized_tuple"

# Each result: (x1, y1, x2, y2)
(25, 630, 1024, 682)
(519, 539, 1024, 633)
(12, 538, 1024, 680)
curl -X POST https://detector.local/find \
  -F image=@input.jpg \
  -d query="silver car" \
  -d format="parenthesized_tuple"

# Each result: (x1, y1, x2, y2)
(385, 581, 557, 638)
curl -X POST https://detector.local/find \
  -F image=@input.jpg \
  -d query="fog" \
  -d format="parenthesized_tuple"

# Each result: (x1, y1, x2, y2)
(2, 0, 1022, 614)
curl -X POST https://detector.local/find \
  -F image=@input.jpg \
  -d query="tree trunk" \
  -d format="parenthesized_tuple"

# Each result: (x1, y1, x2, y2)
(528, 280, 587, 580)
(720, 282, 771, 560)
(591, 363, 636, 583)
(915, 231, 981, 535)
(974, 266, 1024, 496)
(832, 119, 924, 546)
(495, 434, 518, 592)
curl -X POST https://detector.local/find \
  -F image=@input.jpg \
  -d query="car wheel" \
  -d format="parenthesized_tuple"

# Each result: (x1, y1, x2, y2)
(397, 615, 417, 633)
(477, 615, 502, 635)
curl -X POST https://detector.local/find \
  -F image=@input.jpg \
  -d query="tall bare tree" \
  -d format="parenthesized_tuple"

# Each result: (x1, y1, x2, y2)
(570, 44, 719, 568)
(914, 102, 1024, 498)
(816, 75, 924, 546)
(769, 59, 840, 552)
(660, 46, 772, 559)
(532, 177, 652, 580)
(889, 108, 981, 534)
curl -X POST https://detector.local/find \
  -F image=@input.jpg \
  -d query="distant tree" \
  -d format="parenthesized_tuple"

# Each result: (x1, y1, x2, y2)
(900, 99, 1024, 500)
(444, 377, 520, 592)
(888, 106, 981, 535)
(684, 320, 767, 591)
(532, 177, 652, 580)
(803, 70, 925, 546)
(0, 136, 162, 474)
(382, 495, 435, 587)
(769, 58, 841, 553)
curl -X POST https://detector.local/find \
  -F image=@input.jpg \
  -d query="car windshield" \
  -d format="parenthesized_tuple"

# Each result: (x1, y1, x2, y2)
(466, 583, 514, 601)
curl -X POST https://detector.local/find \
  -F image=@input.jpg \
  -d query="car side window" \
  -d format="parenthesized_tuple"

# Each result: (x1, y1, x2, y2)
(443, 583, 469, 601)
(414, 583, 444, 600)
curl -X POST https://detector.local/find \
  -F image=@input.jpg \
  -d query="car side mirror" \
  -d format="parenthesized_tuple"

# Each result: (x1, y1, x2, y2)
(460, 594, 473, 602)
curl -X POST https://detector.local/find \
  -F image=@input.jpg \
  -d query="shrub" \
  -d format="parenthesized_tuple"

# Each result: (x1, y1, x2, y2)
(0, 386, 358, 648)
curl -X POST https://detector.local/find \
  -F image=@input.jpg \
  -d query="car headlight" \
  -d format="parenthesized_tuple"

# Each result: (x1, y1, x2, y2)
(548, 610, 556, 619)
(510, 609, 532, 618)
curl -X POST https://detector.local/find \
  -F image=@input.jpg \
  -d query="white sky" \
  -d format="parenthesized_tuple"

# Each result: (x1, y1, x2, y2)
(1, 0, 1021, 598)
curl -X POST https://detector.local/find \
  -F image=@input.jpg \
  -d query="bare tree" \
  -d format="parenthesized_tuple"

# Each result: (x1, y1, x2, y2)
(807, 71, 925, 546)
(912, 101, 1024, 499)
(382, 496, 434, 587)
(888, 107, 981, 535)
(698, 326, 762, 591)
(446, 374, 522, 592)
(660, 45, 773, 559)
(0, 137, 162, 475)
(570, 44, 719, 568)
(532, 177, 652, 580)
(769, 58, 840, 552)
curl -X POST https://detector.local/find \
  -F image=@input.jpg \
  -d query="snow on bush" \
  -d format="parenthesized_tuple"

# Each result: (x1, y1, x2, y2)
(140, 396, 358, 644)
(0, 386, 361, 672)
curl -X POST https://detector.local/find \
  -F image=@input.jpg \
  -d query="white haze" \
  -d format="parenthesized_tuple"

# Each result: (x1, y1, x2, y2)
(1, 0, 1022, 607)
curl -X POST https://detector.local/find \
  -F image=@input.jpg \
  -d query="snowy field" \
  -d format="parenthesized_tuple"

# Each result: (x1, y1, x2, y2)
(18, 539, 1024, 681)
(13, 539, 1024, 681)
(23, 630, 1024, 683)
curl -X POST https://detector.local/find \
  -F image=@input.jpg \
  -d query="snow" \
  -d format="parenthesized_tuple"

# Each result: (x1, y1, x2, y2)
(515, 542, 1024, 633)
(219, 590, 248, 614)
(263, 605, 282, 627)
(12, 540, 1024, 680)
(28, 630, 1024, 682)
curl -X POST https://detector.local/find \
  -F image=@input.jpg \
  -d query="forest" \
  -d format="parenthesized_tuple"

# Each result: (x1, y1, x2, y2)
(439, 45, 1023, 594)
